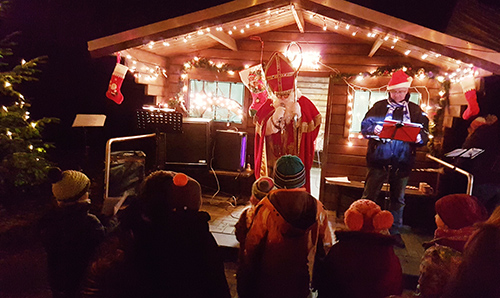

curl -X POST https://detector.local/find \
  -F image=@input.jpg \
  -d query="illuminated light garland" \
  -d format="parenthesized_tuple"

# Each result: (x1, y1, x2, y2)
(121, 51, 168, 82)
(189, 89, 243, 121)
(122, 7, 474, 148)
(133, 6, 472, 88)
(177, 56, 243, 117)
(136, 6, 291, 52)
(305, 11, 470, 79)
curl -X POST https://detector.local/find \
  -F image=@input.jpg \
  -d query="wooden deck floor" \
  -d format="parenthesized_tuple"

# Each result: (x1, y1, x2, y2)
(200, 195, 433, 295)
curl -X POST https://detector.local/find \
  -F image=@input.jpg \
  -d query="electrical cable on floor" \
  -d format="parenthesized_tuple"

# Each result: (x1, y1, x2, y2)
(209, 144, 221, 199)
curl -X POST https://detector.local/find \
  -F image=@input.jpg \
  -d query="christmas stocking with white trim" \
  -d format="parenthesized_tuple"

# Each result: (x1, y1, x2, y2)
(106, 63, 128, 104)
(460, 76, 480, 120)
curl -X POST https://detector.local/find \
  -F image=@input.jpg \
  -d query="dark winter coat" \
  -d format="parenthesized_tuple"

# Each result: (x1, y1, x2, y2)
(361, 99, 429, 174)
(456, 121, 500, 185)
(443, 224, 500, 298)
(40, 204, 105, 297)
(81, 207, 230, 298)
(314, 230, 403, 298)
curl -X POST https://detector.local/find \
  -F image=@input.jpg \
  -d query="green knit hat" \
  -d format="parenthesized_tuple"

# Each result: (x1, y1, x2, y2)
(274, 155, 306, 189)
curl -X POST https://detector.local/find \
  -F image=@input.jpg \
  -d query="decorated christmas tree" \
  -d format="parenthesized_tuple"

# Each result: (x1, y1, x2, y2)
(0, 3, 58, 199)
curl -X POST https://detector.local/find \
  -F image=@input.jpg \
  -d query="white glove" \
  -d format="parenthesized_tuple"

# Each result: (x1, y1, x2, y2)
(374, 125, 383, 135)
(416, 133, 422, 143)
(272, 106, 286, 128)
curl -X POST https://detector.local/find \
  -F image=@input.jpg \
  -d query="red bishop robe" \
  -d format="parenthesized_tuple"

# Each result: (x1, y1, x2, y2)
(254, 95, 321, 192)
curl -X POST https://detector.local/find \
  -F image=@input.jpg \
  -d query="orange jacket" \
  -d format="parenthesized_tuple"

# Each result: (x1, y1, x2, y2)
(237, 188, 332, 298)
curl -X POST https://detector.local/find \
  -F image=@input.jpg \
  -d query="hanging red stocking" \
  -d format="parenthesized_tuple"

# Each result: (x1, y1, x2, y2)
(106, 63, 128, 104)
(460, 76, 480, 120)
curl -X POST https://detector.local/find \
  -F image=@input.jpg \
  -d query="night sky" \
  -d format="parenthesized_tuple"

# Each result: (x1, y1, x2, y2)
(1, 0, 460, 171)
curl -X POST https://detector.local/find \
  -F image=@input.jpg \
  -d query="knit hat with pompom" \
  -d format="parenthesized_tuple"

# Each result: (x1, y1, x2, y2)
(251, 176, 275, 201)
(141, 170, 202, 214)
(48, 167, 91, 205)
(344, 199, 393, 232)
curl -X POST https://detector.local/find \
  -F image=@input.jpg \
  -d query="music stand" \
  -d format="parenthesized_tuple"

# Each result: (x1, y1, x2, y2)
(136, 109, 183, 133)
(72, 114, 106, 169)
(379, 119, 422, 142)
(135, 109, 183, 168)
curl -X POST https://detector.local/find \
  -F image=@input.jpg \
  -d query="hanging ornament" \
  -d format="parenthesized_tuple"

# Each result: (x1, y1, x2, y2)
(239, 64, 268, 116)
(106, 55, 129, 104)
(460, 76, 480, 120)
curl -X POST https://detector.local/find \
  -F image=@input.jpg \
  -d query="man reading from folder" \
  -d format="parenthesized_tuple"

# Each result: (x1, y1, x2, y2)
(360, 69, 429, 248)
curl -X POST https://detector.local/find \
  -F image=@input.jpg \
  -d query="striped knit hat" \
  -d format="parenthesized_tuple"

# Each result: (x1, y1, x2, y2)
(252, 176, 275, 201)
(273, 155, 306, 189)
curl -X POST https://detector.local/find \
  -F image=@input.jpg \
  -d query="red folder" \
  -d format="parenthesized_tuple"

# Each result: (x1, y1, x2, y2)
(378, 120, 422, 142)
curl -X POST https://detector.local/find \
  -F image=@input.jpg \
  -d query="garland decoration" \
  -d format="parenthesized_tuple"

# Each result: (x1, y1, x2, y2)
(181, 56, 243, 74)
(330, 64, 441, 82)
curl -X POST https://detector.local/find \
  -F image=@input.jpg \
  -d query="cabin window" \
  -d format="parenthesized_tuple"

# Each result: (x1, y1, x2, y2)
(349, 90, 421, 133)
(188, 80, 245, 124)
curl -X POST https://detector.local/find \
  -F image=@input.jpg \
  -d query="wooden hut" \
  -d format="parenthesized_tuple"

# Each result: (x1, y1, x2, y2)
(88, 0, 500, 217)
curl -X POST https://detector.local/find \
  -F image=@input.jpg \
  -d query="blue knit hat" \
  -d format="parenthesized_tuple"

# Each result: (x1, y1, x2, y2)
(274, 155, 306, 189)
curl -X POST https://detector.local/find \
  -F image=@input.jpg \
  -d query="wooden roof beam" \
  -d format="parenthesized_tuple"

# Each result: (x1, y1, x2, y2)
(207, 31, 238, 51)
(368, 36, 383, 57)
(291, 4, 305, 33)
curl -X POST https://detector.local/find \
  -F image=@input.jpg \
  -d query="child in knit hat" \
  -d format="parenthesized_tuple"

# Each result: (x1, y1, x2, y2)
(273, 155, 306, 189)
(237, 160, 332, 298)
(40, 167, 105, 297)
(416, 194, 488, 298)
(314, 199, 403, 298)
(80, 170, 231, 298)
(235, 176, 275, 247)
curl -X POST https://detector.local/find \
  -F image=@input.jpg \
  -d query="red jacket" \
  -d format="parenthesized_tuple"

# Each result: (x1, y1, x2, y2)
(314, 230, 403, 298)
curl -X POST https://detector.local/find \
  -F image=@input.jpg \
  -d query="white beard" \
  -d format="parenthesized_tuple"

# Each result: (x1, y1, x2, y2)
(270, 89, 302, 124)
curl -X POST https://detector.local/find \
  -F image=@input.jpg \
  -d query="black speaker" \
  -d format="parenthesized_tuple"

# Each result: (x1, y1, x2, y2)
(213, 130, 247, 171)
(164, 118, 212, 166)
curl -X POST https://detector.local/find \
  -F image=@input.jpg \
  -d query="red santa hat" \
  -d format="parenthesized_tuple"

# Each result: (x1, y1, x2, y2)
(387, 69, 413, 90)
(264, 52, 297, 96)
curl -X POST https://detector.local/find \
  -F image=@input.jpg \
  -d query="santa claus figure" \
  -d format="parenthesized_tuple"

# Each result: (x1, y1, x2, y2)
(252, 52, 321, 192)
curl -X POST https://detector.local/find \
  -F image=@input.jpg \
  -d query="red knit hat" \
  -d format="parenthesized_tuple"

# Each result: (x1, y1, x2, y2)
(264, 52, 297, 96)
(435, 194, 488, 229)
(387, 70, 413, 90)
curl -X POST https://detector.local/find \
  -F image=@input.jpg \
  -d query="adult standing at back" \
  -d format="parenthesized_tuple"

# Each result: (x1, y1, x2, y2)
(360, 69, 429, 248)
(455, 114, 500, 214)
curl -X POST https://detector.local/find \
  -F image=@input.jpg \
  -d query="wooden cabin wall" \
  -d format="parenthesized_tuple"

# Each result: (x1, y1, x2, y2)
(135, 23, 447, 200)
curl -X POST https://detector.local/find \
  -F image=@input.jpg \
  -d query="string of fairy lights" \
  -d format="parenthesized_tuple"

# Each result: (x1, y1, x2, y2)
(120, 4, 478, 82)
(114, 5, 482, 145)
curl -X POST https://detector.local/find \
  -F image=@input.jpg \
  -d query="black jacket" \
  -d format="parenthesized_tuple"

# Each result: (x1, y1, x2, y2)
(361, 99, 429, 173)
(81, 207, 231, 298)
(40, 204, 105, 296)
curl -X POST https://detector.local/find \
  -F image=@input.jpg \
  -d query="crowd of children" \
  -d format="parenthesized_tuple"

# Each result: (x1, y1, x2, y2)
(40, 154, 500, 298)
